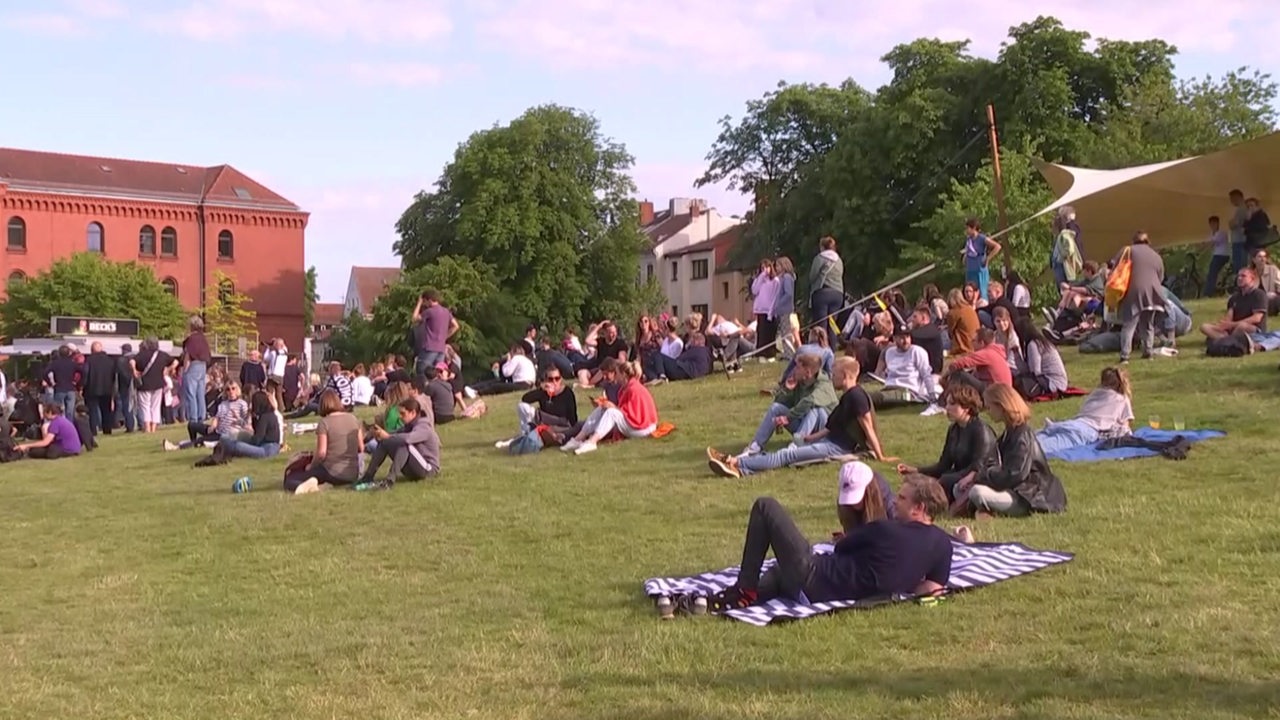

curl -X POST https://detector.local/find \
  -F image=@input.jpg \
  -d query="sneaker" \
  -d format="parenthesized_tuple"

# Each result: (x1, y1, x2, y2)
(561, 438, 582, 453)
(707, 455, 741, 478)
(494, 438, 513, 449)
(656, 596, 675, 620)
(706, 446, 730, 462)
(920, 403, 945, 417)
(645, 376, 668, 387)
(707, 586, 756, 614)
(464, 387, 478, 399)
(293, 477, 321, 495)
(573, 440, 598, 455)
(1041, 307, 1058, 325)
(202, 441, 218, 449)
(163, 439, 180, 451)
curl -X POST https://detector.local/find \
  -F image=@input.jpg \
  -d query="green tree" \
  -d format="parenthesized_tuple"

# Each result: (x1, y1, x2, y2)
(0, 253, 186, 339)
(202, 269, 258, 354)
(303, 265, 319, 330)
(393, 105, 648, 338)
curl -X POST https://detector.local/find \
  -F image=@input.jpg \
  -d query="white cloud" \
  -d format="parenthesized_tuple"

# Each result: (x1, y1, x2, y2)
(347, 61, 445, 87)
(152, 0, 451, 43)
(6, 12, 89, 37)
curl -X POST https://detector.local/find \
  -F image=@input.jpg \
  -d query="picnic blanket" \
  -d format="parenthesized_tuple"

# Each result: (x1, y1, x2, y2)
(1028, 386, 1089, 403)
(1044, 427, 1224, 463)
(643, 540, 1073, 626)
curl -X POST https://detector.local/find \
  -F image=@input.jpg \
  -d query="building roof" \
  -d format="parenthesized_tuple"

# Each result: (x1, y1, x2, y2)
(0, 147, 301, 211)
(665, 223, 746, 270)
(348, 266, 401, 312)
(641, 209, 693, 246)
(313, 303, 346, 326)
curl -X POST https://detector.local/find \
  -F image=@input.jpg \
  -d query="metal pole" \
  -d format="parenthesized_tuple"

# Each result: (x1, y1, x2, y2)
(987, 104, 1012, 276)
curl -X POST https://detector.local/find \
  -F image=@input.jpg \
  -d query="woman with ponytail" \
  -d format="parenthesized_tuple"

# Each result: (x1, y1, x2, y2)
(1034, 366, 1133, 456)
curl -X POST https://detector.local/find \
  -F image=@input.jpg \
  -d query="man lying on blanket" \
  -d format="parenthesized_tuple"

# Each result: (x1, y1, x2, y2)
(708, 473, 954, 613)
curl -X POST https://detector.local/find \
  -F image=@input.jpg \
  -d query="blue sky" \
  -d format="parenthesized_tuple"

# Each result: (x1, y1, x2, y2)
(2, 0, 1275, 300)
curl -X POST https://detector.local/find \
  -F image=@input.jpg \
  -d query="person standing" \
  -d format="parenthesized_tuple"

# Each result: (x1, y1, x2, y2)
(115, 343, 137, 433)
(962, 218, 1002, 301)
(181, 316, 212, 424)
(771, 257, 798, 359)
(238, 349, 267, 394)
(751, 259, 780, 360)
(46, 345, 79, 420)
(1228, 188, 1249, 273)
(81, 341, 117, 437)
(808, 236, 845, 329)
(1116, 231, 1166, 363)
(412, 289, 460, 375)
(1204, 215, 1230, 297)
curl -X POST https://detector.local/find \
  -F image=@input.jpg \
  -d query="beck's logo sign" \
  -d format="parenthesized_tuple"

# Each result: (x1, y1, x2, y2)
(50, 316, 140, 337)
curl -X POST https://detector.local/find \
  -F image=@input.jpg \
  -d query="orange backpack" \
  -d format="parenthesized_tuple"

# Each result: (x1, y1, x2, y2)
(1105, 247, 1132, 310)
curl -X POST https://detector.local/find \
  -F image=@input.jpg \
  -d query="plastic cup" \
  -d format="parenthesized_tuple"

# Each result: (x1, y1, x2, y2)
(1173, 416, 1186, 431)
(1148, 415, 1161, 430)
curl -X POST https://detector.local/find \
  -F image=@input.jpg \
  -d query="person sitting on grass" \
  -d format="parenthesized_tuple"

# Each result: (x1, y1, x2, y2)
(871, 324, 936, 408)
(951, 384, 1067, 518)
(642, 332, 712, 385)
(1201, 267, 1268, 344)
(364, 381, 411, 453)
(736, 353, 838, 457)
(896, 384, 997, 504)
(214, 390, 283, 460)
(561, 360, 658, 455)
(355, 398, 441, 487)
(574, 321, 629, 389)
(831, 460, 896, 535)
(285, 389, 364, 492)
(777, 326, 835, 380)
(15, 404, 82, 460)
(1036, 366, 1133, 456)
(941, 328, 1012, 394)
(287, 362, 353, 418)
(706, 357, 895, 478)
(164, 381, 249, 451)
(1012, 317, 1069, 400)
(706, 473, 954, 612)
(469, 343, 537, 397)
(495, 368, 580, 449)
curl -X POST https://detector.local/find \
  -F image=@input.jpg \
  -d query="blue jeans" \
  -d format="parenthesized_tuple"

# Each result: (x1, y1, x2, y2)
(415, 350, 446, 376)
(52, 390, 76, 420)
(750, 403, 829, 450)
(737, 439, 848, 476)
(115, 388, 135, 432)
(1204, 253, 1230, 296)
(1232, 243, 1248, 273)
(1036, 418, 1099, 455)
(218, 438, 281, 459)
(183, 361, 207, 423)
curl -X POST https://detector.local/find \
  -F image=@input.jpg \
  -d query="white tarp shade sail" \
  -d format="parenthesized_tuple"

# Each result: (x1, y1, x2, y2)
(1028, 131, 1280, 263)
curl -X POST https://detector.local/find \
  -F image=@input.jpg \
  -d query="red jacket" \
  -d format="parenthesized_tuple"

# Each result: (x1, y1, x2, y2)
(617, 378, 658, 429)
(948, 343, 1012, 386)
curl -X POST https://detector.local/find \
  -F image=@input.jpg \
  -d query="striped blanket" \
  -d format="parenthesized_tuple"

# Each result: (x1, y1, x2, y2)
(643, 541, 1073, 626)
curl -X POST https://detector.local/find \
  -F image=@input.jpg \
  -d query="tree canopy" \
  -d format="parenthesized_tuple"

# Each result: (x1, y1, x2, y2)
(0, 253, 187, 339)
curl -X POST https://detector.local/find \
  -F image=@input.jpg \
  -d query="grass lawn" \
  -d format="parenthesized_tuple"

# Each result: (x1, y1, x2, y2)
(3, 297, 1280, 720)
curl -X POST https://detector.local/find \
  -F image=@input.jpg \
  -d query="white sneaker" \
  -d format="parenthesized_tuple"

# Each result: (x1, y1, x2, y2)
(464, 387, 478, 399)
(494, 438, 513, 449)
(293, 477, 321, 495)
(573, 440, 598, 455)
(163, 439, 179, 451)
(202, 441, 218, 449)
(561, 438, 582, 453)
(920, 404, 945, 417)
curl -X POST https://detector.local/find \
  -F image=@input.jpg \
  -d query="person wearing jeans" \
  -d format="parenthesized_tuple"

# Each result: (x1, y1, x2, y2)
(738, 353, 837, 456)
(357, 398, 440, 485)
(808, 236, 845, 329)
(216, 391, 282, 460)
(746, 404, 829, 454)
(181, 316, 212, 425)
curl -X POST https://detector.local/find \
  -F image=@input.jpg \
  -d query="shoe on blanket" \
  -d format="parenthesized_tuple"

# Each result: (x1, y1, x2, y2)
(707, 586, 756, 614)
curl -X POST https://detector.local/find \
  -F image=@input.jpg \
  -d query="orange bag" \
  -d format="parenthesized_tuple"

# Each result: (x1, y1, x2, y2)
(1105, 247, 1131, 310)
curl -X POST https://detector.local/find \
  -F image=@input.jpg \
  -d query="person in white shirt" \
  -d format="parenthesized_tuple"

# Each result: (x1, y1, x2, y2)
(873, 325, 937, 408)
(704, 314, 756, 372)
(660, 318, 685, 359)
(350, 364, 376, 406)
(469, 343, 537, 396)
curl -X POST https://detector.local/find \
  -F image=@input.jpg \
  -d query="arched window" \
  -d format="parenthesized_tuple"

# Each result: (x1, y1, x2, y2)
(7, 216, 26, 251)
(138, 225, 156, 256)
(217, 230, 234, 259)
(7, 270, 26, 288)
(160, 226, 178, 256)
(218, 279, 234, 305)
(87, 221, 104, 253)
(161, 277, 178, 296)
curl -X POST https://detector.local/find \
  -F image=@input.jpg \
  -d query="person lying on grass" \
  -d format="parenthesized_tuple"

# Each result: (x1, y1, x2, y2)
(560, 359, 658, 456)
(1035, 366, 1133, 456)
(734, 352, 838, 458)
(706, 356, 895, 477)
(707, 472, 956, 613)
(951, 384, 1067, 518)
(896, 383, 997, 505)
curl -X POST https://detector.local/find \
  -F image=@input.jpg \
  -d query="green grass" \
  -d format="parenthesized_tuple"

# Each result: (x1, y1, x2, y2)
(3, 297, 1280, 719)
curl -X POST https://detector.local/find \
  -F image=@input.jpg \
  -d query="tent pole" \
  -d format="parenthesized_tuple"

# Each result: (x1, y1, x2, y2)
(986, 104, 1012, 276)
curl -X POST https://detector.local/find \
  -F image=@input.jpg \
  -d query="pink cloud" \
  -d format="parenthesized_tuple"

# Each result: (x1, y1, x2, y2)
(6, 13, 89, 36)
(146, 0, 452, 43)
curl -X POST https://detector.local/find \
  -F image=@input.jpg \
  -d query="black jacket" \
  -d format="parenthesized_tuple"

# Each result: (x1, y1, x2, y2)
(115, 355, 135, 392)
(918, 418, 997, 481)
(978, 423, 1067, 513)
(239, 361, 267, 389)
(82, 352, 118, 397)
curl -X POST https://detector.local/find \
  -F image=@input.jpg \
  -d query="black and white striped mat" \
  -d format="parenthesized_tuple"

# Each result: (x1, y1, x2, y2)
(643, 541, 1074, 626)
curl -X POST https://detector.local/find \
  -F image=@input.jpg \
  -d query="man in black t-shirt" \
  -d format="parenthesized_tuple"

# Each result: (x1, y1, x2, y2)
(494, 369, 580, 449)
(1202, 267, 1267, 342)
(908, 305, 945, 374)
(574, 322, 629, 387)
(708, 474, 955, 611)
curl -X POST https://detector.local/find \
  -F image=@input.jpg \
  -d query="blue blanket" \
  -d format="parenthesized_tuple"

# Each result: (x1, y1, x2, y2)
(1045, 427, 1225, 463)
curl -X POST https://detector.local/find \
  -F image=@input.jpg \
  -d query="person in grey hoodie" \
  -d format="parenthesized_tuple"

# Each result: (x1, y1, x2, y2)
(771, 256, 799, 359)
(808, 236, 845, 329)
(357, 397, 440, 484)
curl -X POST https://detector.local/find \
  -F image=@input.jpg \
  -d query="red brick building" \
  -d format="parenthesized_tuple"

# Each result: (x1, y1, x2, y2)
(0, 147, 309, 348)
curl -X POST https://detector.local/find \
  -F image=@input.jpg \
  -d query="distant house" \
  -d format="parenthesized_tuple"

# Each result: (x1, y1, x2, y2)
(309, 302, 346, 361)
(637, 198, 750, 321)
(343, 266, 401, 319)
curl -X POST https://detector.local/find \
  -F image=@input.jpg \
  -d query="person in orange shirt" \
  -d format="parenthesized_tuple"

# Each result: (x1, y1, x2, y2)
(942, 328, 1012, 393)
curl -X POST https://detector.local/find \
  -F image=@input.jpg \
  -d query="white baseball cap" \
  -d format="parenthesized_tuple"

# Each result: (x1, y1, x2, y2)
(837, 461, 874, 506)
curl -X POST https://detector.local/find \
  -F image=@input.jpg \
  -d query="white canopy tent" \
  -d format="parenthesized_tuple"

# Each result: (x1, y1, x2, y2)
(1024, 131, 1280, 263)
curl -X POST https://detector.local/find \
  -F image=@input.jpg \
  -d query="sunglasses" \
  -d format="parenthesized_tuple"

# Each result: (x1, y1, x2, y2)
(546, 376, 562, 381)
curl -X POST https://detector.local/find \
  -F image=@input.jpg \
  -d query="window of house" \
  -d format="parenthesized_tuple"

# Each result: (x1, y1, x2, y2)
(87, 222, 105, 253)
(692, 304, 709, 319)
(671, 305, 678, 317)
(161, 277, 178, 296)
(7, 216, 27, 251)
(7, 270, 26, 288)
(692, 258, 709, 280)
(217, 230, 234, 259)
(138, 225, 156, 255)
(160, 227, 178, 256)
(646, 263, 654, 282)
(722, 281, 730, 299)
(670, 261, 678, 281)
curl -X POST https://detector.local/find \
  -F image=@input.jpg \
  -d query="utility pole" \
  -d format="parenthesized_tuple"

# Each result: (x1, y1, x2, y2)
(986, 104, 1013, 276)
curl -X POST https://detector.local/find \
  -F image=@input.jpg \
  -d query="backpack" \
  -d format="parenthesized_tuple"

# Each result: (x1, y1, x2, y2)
(1105, 247, 1132, 310)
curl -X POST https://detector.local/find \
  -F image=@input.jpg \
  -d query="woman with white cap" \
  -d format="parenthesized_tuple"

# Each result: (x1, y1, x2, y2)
(833, 460, 895, 537)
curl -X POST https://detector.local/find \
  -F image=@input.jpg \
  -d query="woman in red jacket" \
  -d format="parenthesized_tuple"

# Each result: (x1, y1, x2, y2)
(561, 359, 657, 455)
